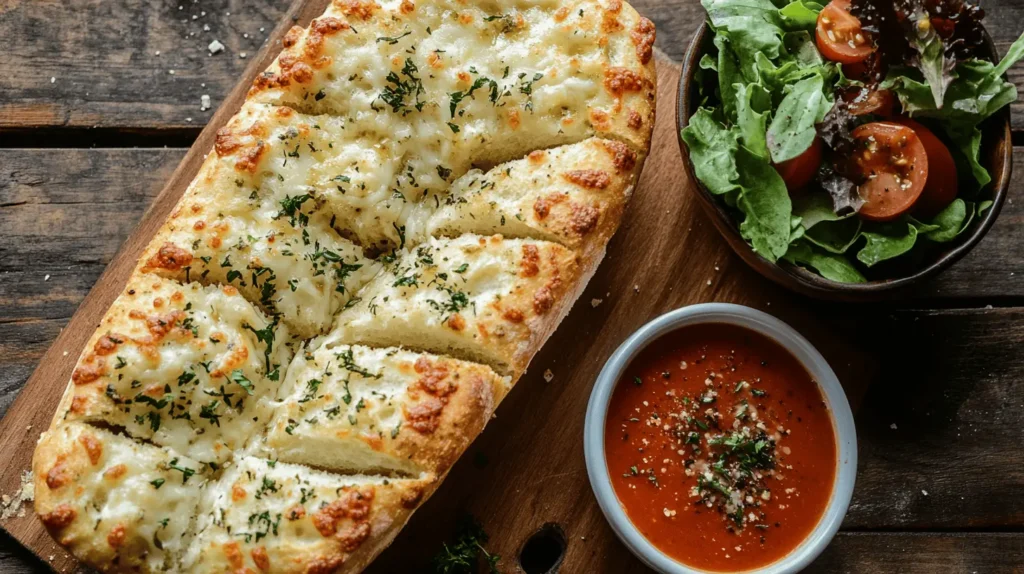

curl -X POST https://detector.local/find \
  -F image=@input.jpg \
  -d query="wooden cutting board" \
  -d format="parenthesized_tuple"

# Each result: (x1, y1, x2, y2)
(0, 2, 874, 572)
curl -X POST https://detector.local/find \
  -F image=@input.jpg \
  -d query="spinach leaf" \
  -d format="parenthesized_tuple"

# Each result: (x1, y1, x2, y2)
(805, 217, 862, 254)
(792, 193, 845, 229)
(857, 222, 919, 267)
(715, 34, 744, 120)
(681, 108, 743, 196)
(767, 74, 831, 163)
(784, 241, 866, 283)
(921, 198, 970, 243)
(783, 30, 825, 67)
(702, 0, 785, 61)
(735, 83, 772, 158)
(736, 147, 792, 261)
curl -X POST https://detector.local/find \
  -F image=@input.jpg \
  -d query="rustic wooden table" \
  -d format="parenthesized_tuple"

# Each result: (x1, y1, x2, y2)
(1, 0, 1023, 572)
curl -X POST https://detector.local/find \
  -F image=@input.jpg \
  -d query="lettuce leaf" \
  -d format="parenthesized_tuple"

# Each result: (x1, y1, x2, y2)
(783, 242, 867, 283)
(681, 108, 743, 196)
(766, 74, 832, 163)
(736, 147, 793, 261)
(857, 222, 919, 267)
(702, 0, 786, 61)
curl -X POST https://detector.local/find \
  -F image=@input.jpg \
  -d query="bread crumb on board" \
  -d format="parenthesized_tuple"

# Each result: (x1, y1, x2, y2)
(0, 471, 35, 521)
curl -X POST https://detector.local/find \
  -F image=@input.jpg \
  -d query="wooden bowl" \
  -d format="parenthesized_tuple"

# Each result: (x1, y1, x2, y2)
(675, 22, 1013, 302)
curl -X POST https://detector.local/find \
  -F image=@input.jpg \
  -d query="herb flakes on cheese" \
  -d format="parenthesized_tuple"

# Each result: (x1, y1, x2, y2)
(61, 275, 294, 464)
(263, 345, 509, 475)
(33, 423, 208, 572)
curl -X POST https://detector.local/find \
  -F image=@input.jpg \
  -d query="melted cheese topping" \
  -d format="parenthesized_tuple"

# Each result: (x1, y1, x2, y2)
(424, 137, 637, 254)
(247, 0, 655, 245)
(62, 275, 294, 463)
(262, 345, 509, 475)
(143, 150, 380, 338)
(33, 423, 208, 572)
(325, 234, 578, 375)
(182, 456, 431, 573)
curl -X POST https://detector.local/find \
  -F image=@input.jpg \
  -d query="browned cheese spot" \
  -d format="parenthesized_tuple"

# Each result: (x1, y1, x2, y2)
(563, 169, 611, 189)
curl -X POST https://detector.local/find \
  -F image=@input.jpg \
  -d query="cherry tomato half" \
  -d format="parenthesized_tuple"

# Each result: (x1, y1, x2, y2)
(774, 136, 823, 195)
(894, 118, 958, 218)
(851, 122, 929, 222)
(816, 0, 875, 64)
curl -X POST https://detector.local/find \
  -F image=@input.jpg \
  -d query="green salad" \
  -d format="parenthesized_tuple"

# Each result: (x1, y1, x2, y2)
(682, 0, 1024, 283)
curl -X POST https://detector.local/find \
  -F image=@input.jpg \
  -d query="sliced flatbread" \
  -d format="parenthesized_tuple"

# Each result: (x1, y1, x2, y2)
(140, 146, 380, 338)
(261, 345, 510, 476)
(181, 456, 434, 573)
(423, 137, 640, 262)
(249, 0, 656, 170)
(59, 274, 293, 463)
(323, 234, 582, 377)
(33, 422, 209, 573)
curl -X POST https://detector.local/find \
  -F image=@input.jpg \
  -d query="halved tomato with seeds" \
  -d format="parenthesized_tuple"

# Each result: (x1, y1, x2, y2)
(894, 118, 959, 218)
(817, 0, 875, 64)
(851, 122, 929, 222)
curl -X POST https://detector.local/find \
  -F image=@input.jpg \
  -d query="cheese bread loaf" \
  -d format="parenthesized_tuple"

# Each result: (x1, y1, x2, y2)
(34, 0, 655, 571)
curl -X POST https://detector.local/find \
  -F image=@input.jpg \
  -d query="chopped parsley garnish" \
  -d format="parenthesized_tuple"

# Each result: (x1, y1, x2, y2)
(229, 369, 256, 396)
(168, 458, 196, 484)
(378, 58, 425, 114)
(276, 193, 312, 227)
(243, 319, 278, 373)
(429, 514, 500, 574)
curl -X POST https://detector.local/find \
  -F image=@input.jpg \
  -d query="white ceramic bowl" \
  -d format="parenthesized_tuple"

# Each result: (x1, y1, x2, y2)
(584, 303, 857, 574)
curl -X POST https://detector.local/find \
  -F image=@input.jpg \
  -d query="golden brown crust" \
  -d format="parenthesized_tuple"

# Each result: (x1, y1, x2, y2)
(328, 235, 583, 380)
(264, 346, 507, 477)
(33, 423, 207, 573)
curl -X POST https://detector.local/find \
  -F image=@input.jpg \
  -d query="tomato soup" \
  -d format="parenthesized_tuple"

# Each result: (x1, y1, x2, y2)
(605, 323, 837, 572)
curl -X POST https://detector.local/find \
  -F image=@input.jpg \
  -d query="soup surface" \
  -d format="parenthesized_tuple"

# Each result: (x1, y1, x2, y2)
(605, 323, 837, 572)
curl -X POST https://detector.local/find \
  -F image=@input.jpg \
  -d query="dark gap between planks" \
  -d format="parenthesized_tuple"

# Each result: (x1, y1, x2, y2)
(0, 127, 200, 148)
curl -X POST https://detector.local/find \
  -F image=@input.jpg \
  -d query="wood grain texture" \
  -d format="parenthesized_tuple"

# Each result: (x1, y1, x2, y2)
(0, 0, 288, 131)
(3, 0, 1024, 133)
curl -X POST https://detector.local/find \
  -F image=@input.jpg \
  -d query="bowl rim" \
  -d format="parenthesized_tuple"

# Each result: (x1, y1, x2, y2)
(675, 21, 1013, 300)
(583, 303, 857, 574)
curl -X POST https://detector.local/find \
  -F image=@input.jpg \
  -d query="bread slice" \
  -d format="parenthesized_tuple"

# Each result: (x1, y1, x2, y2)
(59, 274, 294, 463)
(33, 423, 209, 573)
(424, 138, 641, 263)
(140, 149, 380, 338)
(323, 234, 581, 377)
(208, 102, 446, 251)
(260, 344, 510, 476)
(248, 0, 656, 169)
(180, 456, 435, 573)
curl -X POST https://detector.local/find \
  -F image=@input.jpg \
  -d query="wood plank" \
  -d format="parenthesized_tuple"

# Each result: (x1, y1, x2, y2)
(0, 0, 288, 131)
(4, 0, 1024, 131)
(845, 307, 1024, 530)
(810, 532, 1024, 572)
